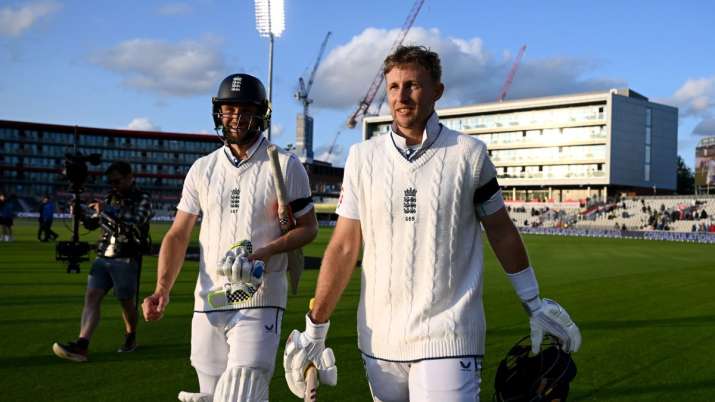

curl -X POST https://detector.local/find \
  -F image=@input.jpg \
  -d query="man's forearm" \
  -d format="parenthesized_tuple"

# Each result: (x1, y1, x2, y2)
(267, 224, 318, 255)
(486, 221, 530, 274)
(310, 241, 360, 323)
(155, 232, 190, 295)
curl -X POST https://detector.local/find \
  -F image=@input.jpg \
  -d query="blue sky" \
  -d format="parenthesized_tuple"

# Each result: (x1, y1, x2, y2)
(1, 0, 713, 169)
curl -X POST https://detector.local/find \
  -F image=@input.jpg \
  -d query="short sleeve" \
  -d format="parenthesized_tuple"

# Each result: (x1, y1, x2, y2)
(285, 154, 313, 218)
(176, 161, 202, 215)
(335, 145, 360, 220)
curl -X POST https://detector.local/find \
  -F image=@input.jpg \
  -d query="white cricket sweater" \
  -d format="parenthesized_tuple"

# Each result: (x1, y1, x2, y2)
(177, 139, 311, 311)
(338, 125, 492, 361)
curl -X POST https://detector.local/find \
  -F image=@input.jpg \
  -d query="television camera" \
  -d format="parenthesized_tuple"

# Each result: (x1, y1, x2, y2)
(56, 151, 102, 273)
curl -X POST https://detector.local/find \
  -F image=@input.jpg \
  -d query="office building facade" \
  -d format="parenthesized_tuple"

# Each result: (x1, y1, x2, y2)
(364, 88, 678, 202)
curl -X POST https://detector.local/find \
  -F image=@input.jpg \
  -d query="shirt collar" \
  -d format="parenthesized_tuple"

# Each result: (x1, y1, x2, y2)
(389, 112, 441, 151)
(223, 136, 265, 167)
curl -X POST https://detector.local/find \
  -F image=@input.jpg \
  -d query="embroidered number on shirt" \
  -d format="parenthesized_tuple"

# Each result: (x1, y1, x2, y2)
(230, 188, 240, 213)
(403, 187, 417, 222)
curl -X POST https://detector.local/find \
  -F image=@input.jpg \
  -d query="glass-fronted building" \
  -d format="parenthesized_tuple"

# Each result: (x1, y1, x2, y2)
(364, 88, 678, 202)
(0, 120, 219, 213)
(1, 119, 343, 213)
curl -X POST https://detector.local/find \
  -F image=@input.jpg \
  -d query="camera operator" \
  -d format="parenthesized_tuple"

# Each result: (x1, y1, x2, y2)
(53, 161, 152, 362)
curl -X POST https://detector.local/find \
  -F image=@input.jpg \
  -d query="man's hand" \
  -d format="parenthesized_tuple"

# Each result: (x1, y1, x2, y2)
(217, 252, 264, 285)
(142, 292, 169, 321)
(529, 298, 581, 354)
(247, 245, 273, 266)
(88, 199, 103, 215)
(283, 314, 337, 398)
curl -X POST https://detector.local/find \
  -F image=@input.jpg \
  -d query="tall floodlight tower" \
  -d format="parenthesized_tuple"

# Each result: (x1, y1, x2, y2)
(255, 0, 285, 141)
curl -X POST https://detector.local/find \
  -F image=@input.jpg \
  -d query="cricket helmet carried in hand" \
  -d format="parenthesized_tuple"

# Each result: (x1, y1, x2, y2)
(212, 73, 271, 141)
(493, 335, 577, 402)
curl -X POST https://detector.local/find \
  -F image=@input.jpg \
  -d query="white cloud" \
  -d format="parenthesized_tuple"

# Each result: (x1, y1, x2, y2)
(93, 37, 226, 97)
(127, 117, 160, 131)
(157, 2, 192, 16)
(310, 27, 624, 112)
(271, 122, 284, 138)
(670, 76, 715, 140)
(0, 1, 61, 37)
(314, 142, 344, 164)
(671, 76, 715, 117)
(693, 118, 715, 136)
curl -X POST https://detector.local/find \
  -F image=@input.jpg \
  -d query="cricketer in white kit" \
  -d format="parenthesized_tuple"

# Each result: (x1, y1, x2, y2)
(283, 46, 581, 402)
(143, 73, 318, 402)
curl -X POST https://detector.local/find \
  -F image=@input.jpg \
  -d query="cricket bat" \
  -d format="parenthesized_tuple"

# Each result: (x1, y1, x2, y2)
(304, 297, 319, 401)
(304, 364, 319, 402)
(266, 144, 305, 295)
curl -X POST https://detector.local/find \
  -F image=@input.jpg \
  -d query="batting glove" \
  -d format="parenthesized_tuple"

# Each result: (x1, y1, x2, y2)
(177, 391, 212, 402)
(217, 253, 264, 286)
(283, 314, 338, 398)
(529, 298, 581, 354)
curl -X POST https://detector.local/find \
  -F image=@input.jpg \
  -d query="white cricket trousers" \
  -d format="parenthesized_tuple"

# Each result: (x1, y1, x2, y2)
(362, 354, 482, 402)
(190, 308, 283, 377)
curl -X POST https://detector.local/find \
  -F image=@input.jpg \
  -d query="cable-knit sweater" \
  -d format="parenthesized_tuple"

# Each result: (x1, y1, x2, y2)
(337, 124, 492, 361)
(178, 139, 311, 312)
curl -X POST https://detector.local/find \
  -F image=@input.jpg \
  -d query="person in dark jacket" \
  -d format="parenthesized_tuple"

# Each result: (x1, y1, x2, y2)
(52, 162, 152, 362)
(38, 195, 59, 242)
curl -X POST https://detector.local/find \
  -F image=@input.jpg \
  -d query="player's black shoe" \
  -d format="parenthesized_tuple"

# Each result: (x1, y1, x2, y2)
(117, 332, 136, 353)
(52, 341, 88, 362)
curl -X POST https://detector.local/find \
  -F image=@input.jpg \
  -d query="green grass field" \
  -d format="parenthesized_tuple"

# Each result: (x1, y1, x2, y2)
(1, 218, 714, 401)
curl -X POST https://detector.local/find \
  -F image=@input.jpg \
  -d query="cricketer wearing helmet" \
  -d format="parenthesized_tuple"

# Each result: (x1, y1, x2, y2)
(143, 73, 318, 402)
(283, 46, 581, 401)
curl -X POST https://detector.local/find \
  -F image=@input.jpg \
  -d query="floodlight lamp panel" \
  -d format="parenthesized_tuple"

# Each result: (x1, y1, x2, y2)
(255, 0, 285, 37)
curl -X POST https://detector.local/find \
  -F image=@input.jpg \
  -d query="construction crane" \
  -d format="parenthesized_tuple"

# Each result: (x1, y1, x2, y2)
(497, 44, 527, 102)
(295, 31, 331, 116)
(345, 0, 426, 128)
(325, 130, 341, 164)
(294, 32, 331, 162)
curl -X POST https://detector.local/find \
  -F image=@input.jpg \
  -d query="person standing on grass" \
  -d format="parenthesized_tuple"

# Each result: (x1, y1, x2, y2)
(283, 45, 582, 401)
(142, 73, 318, 402)
(52, 161, 152, 362)
(38, 194, 59, 242)
(0, 192, 15, 242)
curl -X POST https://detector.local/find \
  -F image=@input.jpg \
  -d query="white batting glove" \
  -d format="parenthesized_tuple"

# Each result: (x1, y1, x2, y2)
(283, 314, 338, 398)
(217, 253, 264, 286)
(177, 391, 212, 402)
(528, 298, 581, 354)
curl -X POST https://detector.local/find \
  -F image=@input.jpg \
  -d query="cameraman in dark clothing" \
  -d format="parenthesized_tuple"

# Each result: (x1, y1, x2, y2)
(53, 161, 152, 362)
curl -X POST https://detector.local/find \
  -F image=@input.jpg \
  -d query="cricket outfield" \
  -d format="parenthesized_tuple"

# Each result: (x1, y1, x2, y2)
(0, 218, 713, 401)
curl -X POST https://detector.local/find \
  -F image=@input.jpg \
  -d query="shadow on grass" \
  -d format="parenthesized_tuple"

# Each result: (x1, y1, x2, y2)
(573, 379, 715, 400)
(486, 314, 715, 339)
(577, 314, 715, 330)
(572, 332, 714, 401)
(0, 293, 196, 307)
(0, 342, 190, 368)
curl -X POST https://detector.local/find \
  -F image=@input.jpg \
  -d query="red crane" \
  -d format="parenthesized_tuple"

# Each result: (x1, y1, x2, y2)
(345, 0, 426, 128)
(497, 44, 527, 102)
